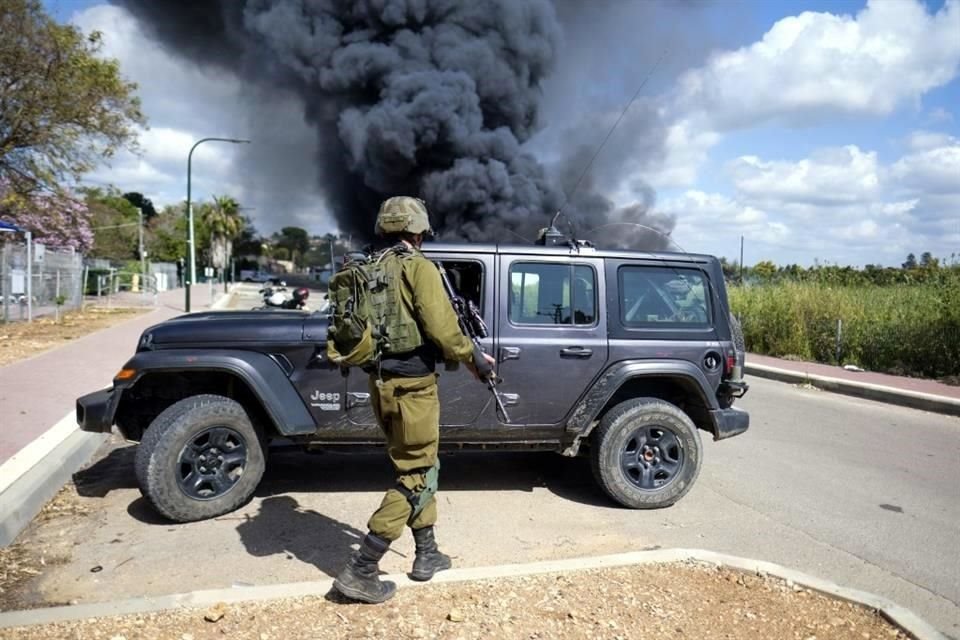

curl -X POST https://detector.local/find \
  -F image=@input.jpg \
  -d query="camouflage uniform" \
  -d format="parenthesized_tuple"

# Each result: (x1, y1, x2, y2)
(365, 247, 474, 538)
(333, 197, 480, 604)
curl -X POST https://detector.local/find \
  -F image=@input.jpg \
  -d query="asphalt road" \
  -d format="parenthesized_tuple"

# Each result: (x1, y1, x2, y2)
(12, 377, 960, 635)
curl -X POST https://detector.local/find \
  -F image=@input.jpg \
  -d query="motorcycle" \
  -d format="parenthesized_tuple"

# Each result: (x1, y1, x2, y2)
(253, 286, 310, 311)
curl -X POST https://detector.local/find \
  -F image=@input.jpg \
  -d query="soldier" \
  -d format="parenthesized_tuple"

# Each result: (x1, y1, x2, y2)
(333, 196, 496, 604)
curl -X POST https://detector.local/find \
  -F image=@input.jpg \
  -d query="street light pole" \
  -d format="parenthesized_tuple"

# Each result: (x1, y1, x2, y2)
(137, 207, 145, 294)
(185, 136, 250, 312)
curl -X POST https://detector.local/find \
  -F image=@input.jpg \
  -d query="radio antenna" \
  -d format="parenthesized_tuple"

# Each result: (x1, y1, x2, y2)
(581, 222, 687, 253)
(549, 47, 669, 231)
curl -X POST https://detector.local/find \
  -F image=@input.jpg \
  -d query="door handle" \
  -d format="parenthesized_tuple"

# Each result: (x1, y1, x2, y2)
(560, 347, 593, 358)
(501, 393, 519, 406)
(346, 392, 370, 408)
(500, 346, 521, 361)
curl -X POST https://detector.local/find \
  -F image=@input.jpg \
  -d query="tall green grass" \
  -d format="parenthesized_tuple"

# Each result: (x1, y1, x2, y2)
(729, 277, 960, 379)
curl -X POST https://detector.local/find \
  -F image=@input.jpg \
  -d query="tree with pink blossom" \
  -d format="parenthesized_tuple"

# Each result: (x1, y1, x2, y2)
(0, 182, 94, 252)
(0, 0, 143, 225)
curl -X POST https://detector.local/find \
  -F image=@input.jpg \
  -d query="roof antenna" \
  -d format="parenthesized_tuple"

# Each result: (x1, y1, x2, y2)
(538, 46, 668, 247)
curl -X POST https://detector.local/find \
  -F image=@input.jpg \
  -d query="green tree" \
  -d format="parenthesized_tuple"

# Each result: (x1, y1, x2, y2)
(200, 195, 243, 271)
(919, 251, 938, 269)
(0, 0, 144, 199)
(752, 260, 777, 281)
(145, 204, 187, 262)
(902, 253, 917, 269)
(83, 187, 139, 260)
(273, 226, 310, 268)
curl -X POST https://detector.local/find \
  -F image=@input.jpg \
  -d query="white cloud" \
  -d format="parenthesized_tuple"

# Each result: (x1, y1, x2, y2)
(888, 142, 960, 194)
(666, 135, 960, 265)
(729, 146, 880, 206)
(644, 121, 719, 190)
(905, 130, 958, 151)
(642, 0, 960, 192)
(927, 107, 954, 124)
(664, 190, 791, 249)
(675, 0, 960, 131)
(70, 4, 332, 236)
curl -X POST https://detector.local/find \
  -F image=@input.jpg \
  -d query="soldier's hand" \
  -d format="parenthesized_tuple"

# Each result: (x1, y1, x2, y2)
(467, 349, 497, 381)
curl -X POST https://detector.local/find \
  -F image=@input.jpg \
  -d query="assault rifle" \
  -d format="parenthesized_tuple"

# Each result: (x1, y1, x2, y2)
(436, 264, 511, 423)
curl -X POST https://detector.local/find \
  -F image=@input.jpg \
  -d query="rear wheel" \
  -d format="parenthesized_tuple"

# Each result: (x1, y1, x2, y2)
(590, 398, 702, 509)
(135, 394, 266, 522)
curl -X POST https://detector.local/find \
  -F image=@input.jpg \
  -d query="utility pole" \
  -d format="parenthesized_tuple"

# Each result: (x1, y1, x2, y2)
(329, 236, 336, 279)
(137, 207, 145, 292)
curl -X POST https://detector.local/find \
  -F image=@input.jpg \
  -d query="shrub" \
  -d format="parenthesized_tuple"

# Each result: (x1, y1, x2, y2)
(729, 274, 960, 379)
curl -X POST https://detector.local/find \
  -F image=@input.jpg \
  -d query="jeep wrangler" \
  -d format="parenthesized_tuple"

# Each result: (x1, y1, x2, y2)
(77, 242, 748, 522)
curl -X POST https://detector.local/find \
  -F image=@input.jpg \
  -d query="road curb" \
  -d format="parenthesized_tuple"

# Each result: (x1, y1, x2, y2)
(0, 289, 233, 547)
(745, 363, 960, 417)
(0, 549, 945, 638)
(210, 288, 235, 311)
(0, 413, 108, 547)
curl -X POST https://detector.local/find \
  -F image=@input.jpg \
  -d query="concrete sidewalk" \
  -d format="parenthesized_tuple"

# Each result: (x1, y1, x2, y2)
(0, 286, 226, 466)
(746, 352, 960, 416)
(0, 286, 233, 545)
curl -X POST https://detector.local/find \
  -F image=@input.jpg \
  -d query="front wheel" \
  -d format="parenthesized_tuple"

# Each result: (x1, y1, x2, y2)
(135, 395, 266, 522)
(590, 398, 702, 509)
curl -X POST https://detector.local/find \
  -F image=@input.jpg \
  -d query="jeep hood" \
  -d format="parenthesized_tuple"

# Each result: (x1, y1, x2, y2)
(142, 311, 324, 347)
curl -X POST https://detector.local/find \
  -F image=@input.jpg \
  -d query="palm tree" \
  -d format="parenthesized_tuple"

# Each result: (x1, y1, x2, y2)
(200, 195, 243, 274)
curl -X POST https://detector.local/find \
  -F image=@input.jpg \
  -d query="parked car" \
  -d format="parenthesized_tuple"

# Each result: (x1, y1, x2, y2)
(239, 270, 272, 283)
(77, 241, 748, 522)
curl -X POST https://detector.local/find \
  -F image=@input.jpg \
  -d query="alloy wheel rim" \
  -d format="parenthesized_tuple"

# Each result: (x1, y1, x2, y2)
(176, 426, 248, 500)
(619, 425, 684, 490)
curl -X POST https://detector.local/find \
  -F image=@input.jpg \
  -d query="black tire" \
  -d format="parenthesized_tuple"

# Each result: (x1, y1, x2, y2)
(590, 398, 702, 509)
(134, 394, 266, 523)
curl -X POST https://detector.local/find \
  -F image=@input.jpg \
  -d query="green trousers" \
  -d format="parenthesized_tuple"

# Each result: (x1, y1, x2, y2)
(366, 373, 440, 541)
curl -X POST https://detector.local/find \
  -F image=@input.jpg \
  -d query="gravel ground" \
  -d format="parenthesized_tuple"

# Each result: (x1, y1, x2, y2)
(2, 563, 904, 640)
(0, 307, 145, 367)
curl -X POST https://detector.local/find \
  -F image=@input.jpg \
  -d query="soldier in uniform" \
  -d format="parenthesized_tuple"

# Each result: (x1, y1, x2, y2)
(333, 196, 496, 604)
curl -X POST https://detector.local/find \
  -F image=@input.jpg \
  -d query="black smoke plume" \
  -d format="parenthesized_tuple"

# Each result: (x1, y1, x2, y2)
(114, 0, 679, 249)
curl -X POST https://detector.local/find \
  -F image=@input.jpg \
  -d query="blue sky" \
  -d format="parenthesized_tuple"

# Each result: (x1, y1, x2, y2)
(50, 0, 960, 266)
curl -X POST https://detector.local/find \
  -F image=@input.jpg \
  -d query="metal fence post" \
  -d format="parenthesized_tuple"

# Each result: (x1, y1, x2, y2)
(55, 269, 61, 322)
(25, 231, 32, 322)
(836, 318, 843, 365)
(1, 242, 8, 323)
(80, 265, 88, 310)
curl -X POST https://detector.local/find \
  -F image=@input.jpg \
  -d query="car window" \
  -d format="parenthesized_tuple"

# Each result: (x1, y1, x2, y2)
(436, 260, 484, 314)
(509, 262, 596, 326)
(619, 266, 710, 326)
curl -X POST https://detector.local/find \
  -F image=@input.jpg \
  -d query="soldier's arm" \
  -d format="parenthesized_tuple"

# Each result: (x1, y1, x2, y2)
(407, 258, 475, 363)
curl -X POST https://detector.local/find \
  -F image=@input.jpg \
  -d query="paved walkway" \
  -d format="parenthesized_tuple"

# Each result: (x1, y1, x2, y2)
(0, 287, 224, 466)
(747, 353, 960, 400)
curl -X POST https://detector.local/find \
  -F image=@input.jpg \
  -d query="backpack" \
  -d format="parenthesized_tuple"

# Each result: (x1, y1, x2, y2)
(326, 247, 424, 368)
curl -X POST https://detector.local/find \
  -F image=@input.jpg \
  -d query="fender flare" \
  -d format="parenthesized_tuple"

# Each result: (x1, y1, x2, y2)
(565, 360, 718, 436)
(116, 350, 316, 435)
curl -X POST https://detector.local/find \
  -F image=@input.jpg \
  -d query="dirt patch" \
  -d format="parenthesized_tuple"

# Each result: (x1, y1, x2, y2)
(940, 375, 960, 387)
(0, 486, 90, 611)
(0, 307, 146, 367)
(2, 563, 907, 640)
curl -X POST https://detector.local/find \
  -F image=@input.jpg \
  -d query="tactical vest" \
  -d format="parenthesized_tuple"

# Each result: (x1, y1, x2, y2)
(326, 246, 424, 368)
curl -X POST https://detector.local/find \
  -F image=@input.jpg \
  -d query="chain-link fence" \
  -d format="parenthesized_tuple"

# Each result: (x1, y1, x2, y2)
(1, 240, 84, 323)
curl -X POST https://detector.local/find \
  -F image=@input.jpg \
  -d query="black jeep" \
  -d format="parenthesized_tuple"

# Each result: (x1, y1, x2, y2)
(77, 241, 749, 522)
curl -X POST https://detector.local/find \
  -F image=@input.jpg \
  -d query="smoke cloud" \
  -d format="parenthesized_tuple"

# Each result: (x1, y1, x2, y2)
(114, 0, 692, 250)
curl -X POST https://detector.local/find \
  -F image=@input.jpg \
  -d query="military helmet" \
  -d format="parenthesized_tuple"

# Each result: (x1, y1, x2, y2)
(375, 196, 433, 236)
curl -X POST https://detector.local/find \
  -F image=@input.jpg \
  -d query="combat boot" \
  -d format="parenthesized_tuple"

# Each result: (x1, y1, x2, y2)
(410, 526, 451, 582)
(333, 533, 397, 603)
